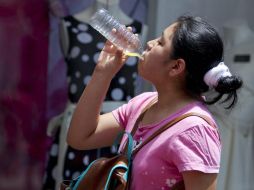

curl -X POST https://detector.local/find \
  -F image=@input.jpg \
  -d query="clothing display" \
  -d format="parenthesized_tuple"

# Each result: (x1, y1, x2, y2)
(42, 10, 145, 190)
(212, 44, 254, 190)
(64, 15, 143, 103)
(46, 0, 149, 124)
(113, 92, 221, 189)
(209, 21, 254, 190)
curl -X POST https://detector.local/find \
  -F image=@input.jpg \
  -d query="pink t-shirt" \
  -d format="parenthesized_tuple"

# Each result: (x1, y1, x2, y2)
(112, 92, 221, 190)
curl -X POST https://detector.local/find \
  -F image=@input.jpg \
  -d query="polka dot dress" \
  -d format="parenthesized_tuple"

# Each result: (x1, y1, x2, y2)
(42, 127, 61, 189)
(42, 15, 143, 189)
(65, 16, 142, 103)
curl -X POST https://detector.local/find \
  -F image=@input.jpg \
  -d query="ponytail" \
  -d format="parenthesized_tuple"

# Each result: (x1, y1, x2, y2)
(203, 63, 243, 108)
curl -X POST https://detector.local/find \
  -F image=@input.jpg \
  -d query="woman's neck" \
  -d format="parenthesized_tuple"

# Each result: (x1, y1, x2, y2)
(141, 88, 197, 126)
(155, 87, 197, 112)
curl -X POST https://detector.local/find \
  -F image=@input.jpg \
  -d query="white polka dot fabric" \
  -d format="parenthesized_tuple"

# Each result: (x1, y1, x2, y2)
(43, 15, 144, 186)
(64, 15, 143, 104)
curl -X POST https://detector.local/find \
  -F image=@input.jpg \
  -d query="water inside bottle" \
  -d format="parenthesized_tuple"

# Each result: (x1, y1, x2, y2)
(90, 8, 144, 58)
(125, 52, 143, 60)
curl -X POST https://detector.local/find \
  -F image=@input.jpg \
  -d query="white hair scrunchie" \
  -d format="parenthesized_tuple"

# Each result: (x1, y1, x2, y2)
(203, 62, 232, 88)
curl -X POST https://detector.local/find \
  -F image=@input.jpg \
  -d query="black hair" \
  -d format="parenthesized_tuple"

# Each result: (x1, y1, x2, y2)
(171, 15, 242, 109)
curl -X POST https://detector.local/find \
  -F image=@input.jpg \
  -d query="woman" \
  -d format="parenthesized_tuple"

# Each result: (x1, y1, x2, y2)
(67, 16, 242, 190)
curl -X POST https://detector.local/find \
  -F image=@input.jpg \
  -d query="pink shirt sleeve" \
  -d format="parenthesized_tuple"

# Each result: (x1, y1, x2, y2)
(112, 102, 129, 129)
(169, 123, 221, 173)
(112, 92, 157, 129)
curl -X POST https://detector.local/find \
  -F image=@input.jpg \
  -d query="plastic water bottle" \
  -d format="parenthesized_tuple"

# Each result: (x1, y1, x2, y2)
(89, 8, 143, 58)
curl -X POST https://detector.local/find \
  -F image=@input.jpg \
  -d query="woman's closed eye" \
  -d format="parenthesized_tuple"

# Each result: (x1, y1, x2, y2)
(157, 37, 164, 46)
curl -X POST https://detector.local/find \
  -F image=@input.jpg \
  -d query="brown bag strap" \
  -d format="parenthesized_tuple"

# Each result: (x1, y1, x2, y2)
(132, 112, 215, 155)
(121, 98, 157, 154)
(130, 98, 158, 136)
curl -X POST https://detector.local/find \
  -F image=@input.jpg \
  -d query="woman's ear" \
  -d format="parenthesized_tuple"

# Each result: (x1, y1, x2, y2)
(168, 58, 186, 76)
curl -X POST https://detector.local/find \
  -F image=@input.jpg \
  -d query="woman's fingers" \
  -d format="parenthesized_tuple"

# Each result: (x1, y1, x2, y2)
(102, 40, 116, 53)
(103, 26, 138, 54)
(112, 28, 117, 33)
(127, 26, 132, 32)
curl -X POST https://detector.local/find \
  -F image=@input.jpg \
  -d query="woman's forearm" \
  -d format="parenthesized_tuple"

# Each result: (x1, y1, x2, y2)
(67, 69, 113, 148)
(67, 38, 128, 149)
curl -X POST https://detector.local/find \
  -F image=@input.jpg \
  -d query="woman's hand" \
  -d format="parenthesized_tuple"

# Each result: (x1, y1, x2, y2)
(96, 40, 127, 75)
(95, 27, 133, 77)
(67, 28, 135, 150)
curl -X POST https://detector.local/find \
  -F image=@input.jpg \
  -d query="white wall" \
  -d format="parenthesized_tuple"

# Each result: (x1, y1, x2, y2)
(147, 0, 254, 39)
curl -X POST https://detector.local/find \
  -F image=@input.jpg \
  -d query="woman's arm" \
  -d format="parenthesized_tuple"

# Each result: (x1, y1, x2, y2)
(182, 171, 217, 190)
(67, 39, 128, 150)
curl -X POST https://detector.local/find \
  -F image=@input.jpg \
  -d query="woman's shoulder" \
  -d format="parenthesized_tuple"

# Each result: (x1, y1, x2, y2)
(112, 92, 157, 119)
(172, 106, 220, 146)
(167, 104, 221, 174)
(181, 101, 218, 128)
(168, 101, 219, 137)
(112, 92, 157, 129)
(127, 91, 157, 106)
